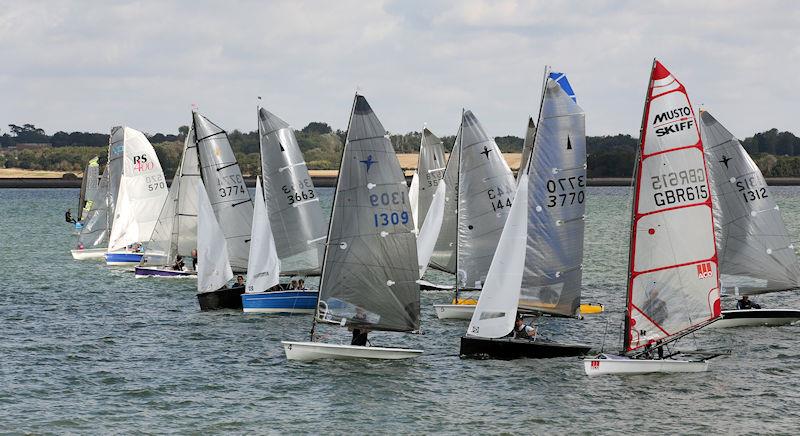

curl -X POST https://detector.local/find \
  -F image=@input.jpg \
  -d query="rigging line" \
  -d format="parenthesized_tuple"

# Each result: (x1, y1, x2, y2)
(231, 199, 252, 207)
(196, 131, 226, 142)
(215, 162, 237, 172)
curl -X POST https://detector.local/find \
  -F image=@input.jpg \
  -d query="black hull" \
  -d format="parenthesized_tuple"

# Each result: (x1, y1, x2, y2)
(721, 309, 800, 320)
(197, 287, 245, 311)
(460, 336, 592, 360)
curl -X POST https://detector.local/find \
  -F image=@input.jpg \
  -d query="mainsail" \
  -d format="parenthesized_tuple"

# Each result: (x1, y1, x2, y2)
(245, 176, 281, 293)
(140, 128, 200, 267)
(625, 60, 721, 352)
(316, 94, 420, 332)
(701, 110, 800, 295)
(107, 127, 169, 252)
(429, 123, 461, 273)
(456, 110, 516, 290)
(79, 156, 100, 221)
(415, 128, 447, 227)
(467, 70, 586, 337)
(517, 117, 536, 184)
(196, 180, 234, 294)
(193, 112, 253, 271)
(106, 127, 126, 230)
(77, 169, 110, 248)
(258, 108, 327, 275)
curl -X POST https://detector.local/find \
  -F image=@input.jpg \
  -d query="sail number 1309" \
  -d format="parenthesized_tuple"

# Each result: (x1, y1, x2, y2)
(370, 192, 409, 227)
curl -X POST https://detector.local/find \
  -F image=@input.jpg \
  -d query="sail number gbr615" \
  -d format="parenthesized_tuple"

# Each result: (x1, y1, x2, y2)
(650, 168, 707, 207)
(546, 176, 585, 207)
(370, 191, 409, 227)
(283, 178, 316, 205)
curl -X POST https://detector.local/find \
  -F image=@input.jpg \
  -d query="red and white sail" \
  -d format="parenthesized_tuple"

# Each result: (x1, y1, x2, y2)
(625, 60, 721, 352)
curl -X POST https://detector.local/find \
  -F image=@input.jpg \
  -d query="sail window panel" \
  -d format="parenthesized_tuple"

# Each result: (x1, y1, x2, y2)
(637, 148, 709, 215)
(629, 263, 719, 349)
(633, 206, 715, 272)
(644, 91, 700, 156)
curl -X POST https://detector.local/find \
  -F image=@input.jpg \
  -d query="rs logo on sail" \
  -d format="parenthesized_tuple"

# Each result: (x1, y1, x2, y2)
(133, 154, 154, 172)
(696, 262, 713, 279)
(653, 106, 694, 137)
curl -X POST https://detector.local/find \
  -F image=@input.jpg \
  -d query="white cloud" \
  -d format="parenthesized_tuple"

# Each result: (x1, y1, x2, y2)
(1, 0, 798, 139)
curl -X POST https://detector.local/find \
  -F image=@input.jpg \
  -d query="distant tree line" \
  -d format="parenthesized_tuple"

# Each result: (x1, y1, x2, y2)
(4, 122, 800, 178)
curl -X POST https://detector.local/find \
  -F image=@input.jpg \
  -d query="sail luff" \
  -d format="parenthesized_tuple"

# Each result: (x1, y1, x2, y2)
(429, 121, 461, 274)
(624, 60, 721, 352)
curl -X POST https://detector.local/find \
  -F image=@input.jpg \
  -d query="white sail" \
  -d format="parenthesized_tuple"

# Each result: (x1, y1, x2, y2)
(197, 180, 233, 294)
(409, 171, 420, 229)
(467, 172, 529, 338)
(107, 127, 169, 251)
(77, 169, 110, 248)
(701, 110, 800, 295)
(246, 177, 281, 293)
(417, 181, 446, 277)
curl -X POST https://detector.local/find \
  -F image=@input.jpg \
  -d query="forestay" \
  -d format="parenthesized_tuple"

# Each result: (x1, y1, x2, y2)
(316, 95, 420, 332)
(456, 110, 516, 290)
(519, 72, 586, 317)
(77, 170, 110, 248)
(197, 180, 233, 294)
(194, 112, 253, 271)
(107, 127, 169, 251)
(625, 60, 721, 352)
(245, 176, 281, 293)
(429, 123, 461, 274)
(701, 110, 800, 295)
(258, 108, 327, 275)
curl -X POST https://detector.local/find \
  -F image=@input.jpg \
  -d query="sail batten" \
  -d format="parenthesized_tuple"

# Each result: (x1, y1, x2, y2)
(701, 110, 800, 295)
(316, 95, 420, 333)
(624, 60, 721, 352)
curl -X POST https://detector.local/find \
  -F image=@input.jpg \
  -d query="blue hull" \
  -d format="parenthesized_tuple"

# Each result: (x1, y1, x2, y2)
(105, 252, 143, 266)
(242, 290, 318, 314)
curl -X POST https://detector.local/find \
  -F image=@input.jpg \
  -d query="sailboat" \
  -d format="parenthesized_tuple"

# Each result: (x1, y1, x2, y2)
(71, 169, 110, 260)
(196, 179, 239, 310)
(105, 126, 170, 266)
(282, 94, 422, 361)
(461, 69, 592, 359)
(431, 110, 518, 319)
(584, 60, 723, 376)
(700, 110, 800, 328)
(76, 156, 101, 227)
(136, 127, 200, 278)
(193, 111, 253, 273)
(516, 117, 536, 184)
(241, 107, 327, 313)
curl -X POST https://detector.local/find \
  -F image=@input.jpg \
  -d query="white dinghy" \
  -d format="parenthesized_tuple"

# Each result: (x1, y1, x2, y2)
(432, 110, 517, 319)
(584, 60, 724, 376)
(282, 94, 422, 361)
(700, 110, 800, 328)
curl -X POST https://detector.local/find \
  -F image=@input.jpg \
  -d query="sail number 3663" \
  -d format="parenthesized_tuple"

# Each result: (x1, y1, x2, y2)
(283, 179, 316, 205)
(547, 176, 585, 207)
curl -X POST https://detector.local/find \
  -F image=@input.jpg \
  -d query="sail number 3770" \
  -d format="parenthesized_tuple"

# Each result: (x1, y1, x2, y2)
(547, 176, 585, 207)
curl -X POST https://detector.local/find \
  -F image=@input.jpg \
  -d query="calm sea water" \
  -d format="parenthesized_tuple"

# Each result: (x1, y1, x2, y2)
(2, 187, 799, 434)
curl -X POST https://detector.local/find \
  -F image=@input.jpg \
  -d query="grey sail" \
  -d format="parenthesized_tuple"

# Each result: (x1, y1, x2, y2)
(701, 110, 800, 295)
(429, 123, 461, 273)
(456, 110, 516, 289)
(317, 95, 420, 332)
(77, 170, 110, 247)
(106, 126, 126, 230)
(258, 108, 327, 275)
(416, 127, 447, 225)
(516, 117, 536, 184)
(141, 128, 200, 267)
(78, 157, 100, 221)
(519, 72, 586, 317)
(193, 112, 253, 272)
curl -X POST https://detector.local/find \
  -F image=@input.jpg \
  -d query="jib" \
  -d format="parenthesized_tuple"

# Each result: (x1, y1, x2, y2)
(653, 106, 691, 124)
(655, 120, 694, 137)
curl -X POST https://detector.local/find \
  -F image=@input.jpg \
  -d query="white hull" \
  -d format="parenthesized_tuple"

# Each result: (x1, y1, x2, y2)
(706, 309, 800, 329)
(584, 354, 708, 376)
(70, 247, 108, 260)
(434, 303, 475, 320)
(282, 341, 423, 361)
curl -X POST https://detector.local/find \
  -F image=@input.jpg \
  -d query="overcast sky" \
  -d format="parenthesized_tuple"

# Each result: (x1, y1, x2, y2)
(2, 0, 798, 139)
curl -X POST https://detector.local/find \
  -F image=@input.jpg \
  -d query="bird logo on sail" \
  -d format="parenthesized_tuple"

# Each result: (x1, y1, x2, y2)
(696, 262, 713, 279)
(360, 155, 377, 172)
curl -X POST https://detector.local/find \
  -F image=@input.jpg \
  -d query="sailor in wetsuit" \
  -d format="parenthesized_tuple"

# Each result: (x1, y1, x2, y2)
(513, 314, 537, 340)
(736, 295, 761, 310)
(65, 209, 76, 224)
(350, 307, 369, 346)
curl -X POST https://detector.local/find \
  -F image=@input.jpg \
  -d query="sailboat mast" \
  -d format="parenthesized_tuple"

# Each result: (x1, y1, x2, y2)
(453, 111, 464, 303)
(309, 93, 359, 341)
